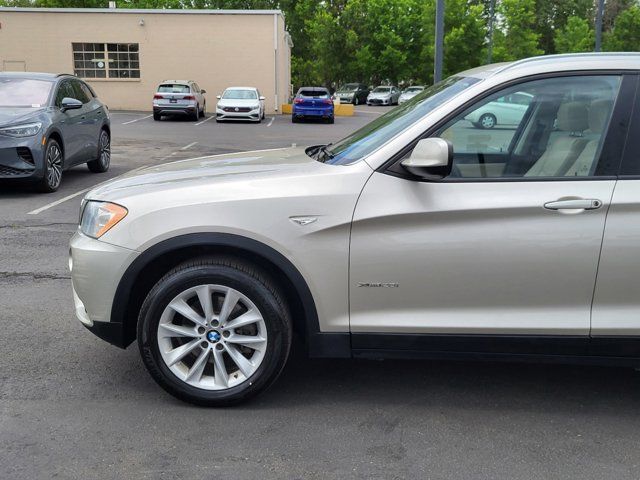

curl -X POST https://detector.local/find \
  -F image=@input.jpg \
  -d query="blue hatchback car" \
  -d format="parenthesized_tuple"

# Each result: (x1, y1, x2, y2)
(292, 87, 334, 124)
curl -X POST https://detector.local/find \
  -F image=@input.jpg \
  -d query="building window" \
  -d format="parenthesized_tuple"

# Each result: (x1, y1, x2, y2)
(72, 43, 140, 79)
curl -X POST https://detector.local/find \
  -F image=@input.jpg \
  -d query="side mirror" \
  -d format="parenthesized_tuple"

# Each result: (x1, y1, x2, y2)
(216, 95, 221, 99)
(401, 138, 453, 180)
(259, 96, 265, 101)
(61, 97, 82, 111)
(201, 89, 207, 94)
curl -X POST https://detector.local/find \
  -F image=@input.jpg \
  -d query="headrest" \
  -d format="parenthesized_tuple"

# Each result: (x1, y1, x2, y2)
(589, 99, 613, 133)
(557, 102, 589, 132)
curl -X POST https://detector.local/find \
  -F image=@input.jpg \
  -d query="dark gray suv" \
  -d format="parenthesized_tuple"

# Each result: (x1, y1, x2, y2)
(0, 72, 111, 192)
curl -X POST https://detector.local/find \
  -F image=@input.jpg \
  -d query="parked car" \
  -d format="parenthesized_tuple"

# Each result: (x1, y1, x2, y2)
(215, 87, 265, 123)
(0, 72, 110, 193)
(153, 80, 206, 121)
(292, 87, 334, 123)
(366, 86, 401, 105)
(465, 91, 534, 129)
(71, 53, 640, 407)
(398, 85, 425, 104)
(334, 83, 370, 105)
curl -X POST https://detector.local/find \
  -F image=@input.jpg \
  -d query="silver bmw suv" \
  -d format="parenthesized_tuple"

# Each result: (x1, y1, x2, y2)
(71, 53, 640, 406)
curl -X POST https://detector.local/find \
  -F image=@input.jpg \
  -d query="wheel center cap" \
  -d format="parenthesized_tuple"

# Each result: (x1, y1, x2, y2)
(207, 330, 221, 343)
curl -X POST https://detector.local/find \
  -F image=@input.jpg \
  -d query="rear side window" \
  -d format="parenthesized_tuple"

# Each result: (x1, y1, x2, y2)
(298, 89, 329, 98)
(158, 84, 190, 93)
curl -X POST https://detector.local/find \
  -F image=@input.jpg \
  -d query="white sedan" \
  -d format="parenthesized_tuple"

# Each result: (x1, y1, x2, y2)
(215, 87, 265, 123)
(465, 91, 533, 129)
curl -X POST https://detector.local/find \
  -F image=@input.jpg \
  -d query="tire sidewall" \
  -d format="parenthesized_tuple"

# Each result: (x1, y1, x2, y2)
(138, 264, 290, 406)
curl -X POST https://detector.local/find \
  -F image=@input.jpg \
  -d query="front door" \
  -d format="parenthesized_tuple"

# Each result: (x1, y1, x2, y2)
(54, 80, 85, 164)
(350, 74, 626, 344)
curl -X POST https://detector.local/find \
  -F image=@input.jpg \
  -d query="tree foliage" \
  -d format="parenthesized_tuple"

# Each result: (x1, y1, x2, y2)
(554, 15, 594, 53)
(1, 0, 639, 88)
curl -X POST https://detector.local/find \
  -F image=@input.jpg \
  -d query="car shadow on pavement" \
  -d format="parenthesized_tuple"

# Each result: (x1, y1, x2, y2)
(247, 344, 640, 413)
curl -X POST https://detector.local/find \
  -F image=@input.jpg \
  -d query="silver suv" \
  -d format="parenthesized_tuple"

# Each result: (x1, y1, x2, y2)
(71, 54, 640, 406)
(152, 80, 206, 121)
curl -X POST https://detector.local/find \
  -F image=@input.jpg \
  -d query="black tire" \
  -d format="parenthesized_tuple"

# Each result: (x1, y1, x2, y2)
(328, 116, 335, 124)
(478, 113, 497, 129)
(153, 112, 161, 121)
(200, 102, 206, 118)
(193, 106, 200, 121)
(137, 256, 292, 407)
(87, 129, 110, 173)
(292, 116, 298, 123)
(354, 96, 360, 105)
(37, 138, 63, 193)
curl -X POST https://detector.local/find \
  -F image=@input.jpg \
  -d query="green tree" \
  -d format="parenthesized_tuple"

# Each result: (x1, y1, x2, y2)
(604, 5, 640, 51)
(493, 0, 543, 61)
(554, 15, 594, 53)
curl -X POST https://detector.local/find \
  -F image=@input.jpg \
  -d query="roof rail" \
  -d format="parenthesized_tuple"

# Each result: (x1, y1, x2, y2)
(495, 52, 640, 75)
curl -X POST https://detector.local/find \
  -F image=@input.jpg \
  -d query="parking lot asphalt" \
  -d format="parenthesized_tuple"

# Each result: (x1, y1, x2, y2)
(2, 106, 640, 480)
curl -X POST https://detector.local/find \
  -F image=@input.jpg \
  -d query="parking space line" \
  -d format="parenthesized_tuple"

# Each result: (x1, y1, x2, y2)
(180, 142, 198, 150)
(195, 115, 215, 126)
(355, 110, 385, 116)
(267, 117, 275, 127)
(122, 114, 152, 125)
(27, 188, 91, 215)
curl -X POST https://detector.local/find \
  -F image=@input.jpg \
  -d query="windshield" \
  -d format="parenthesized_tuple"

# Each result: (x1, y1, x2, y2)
(158, 84, 190, 93)
(372, 87, 391, 93)
(340, 84, 359, 92)
(319, 75, 480, 165)
(0, 78, 52, 108)
(222, 89, 258, 100)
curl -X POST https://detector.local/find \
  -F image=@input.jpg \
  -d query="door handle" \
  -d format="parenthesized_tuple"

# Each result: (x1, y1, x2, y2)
(544, 198, 602, 211)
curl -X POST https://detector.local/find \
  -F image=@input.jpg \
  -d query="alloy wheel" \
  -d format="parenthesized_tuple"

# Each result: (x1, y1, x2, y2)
(157, 284, 268, 390)
(46, 143, 62, 189)
(99, 131, 111, 169)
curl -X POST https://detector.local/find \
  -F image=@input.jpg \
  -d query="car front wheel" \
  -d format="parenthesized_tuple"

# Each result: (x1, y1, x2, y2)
(38, 138, 63, 193)
(137, 257, 292, 406)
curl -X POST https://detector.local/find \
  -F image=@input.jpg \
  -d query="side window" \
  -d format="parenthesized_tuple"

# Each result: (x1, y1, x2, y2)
(79, 82, 94, 101)
(55, 81, 74, 108)
(71, 80, 90, 104)
(434, 75, 621, 179)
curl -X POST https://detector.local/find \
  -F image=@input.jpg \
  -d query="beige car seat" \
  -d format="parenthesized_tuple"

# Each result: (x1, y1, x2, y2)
(564, 99, 614, 177)
(525, 102, 589, 177)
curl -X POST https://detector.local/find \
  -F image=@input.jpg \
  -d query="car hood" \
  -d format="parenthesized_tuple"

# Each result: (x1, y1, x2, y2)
(0, 107, 46, 128)
(88, 147, 332, 202)
(217, 99, 260, 108)
(336, 91, 356, 95)
(368, 92, 391, 98)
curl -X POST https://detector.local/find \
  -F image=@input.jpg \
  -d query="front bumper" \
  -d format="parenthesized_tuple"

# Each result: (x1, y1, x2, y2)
(0, 135, 43, 180)
(70, 231, 138, 345)
(367, 98, 391, 105)
(337, 96, 354, 104)
(216, 107, 261, 121)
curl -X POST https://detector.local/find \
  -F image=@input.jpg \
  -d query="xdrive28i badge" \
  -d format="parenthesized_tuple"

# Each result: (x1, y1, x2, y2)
(357, 282, 399, 288)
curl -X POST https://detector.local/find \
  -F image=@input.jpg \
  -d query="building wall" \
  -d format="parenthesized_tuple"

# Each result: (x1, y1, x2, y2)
(0, 9, 291, 114)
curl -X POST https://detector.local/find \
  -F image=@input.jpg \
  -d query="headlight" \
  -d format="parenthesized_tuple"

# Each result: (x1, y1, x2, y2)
(0, 122, 42, 137)
(80, 201, 128, 239)
(251, 104, 260, 110)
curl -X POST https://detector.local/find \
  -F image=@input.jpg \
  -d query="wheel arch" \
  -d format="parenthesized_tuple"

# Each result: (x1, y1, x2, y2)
(111, 233, 347, 356)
